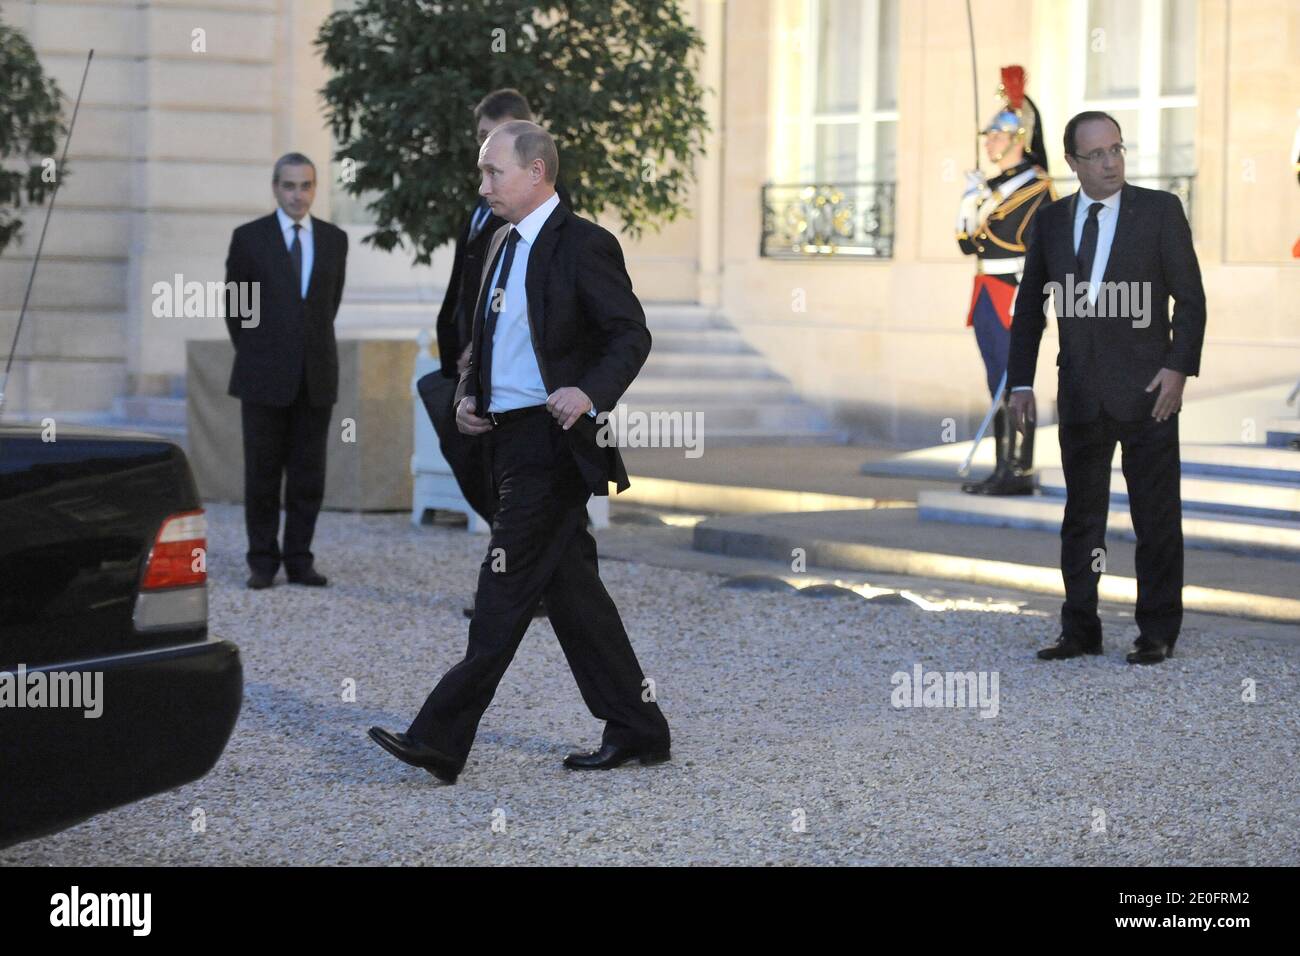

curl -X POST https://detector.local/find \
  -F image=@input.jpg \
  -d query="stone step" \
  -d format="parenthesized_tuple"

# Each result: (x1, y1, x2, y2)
(113, 395, 188, 425)
(694, 426, 851, 447)
(643, 307, 730, 330)
(619, 399, 832, 431)
(1265, 418, 1300, 448)
(1180, 442, 1300, 483)
(7, 408, 189, 445)
(639, 352, 779, 379)
(917, 489, 1300, 560)
(646, 328, 756, 354)
(624, 376, 795, 401)
(1038, 468, 1300, 522)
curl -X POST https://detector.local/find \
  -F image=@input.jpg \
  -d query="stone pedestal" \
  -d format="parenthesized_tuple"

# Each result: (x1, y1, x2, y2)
(186, 337, 417, 510)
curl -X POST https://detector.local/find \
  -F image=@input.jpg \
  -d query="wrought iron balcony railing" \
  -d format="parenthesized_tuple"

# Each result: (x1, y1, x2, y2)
(760, 174, 1194, 260)
(760, 181, 896, 259)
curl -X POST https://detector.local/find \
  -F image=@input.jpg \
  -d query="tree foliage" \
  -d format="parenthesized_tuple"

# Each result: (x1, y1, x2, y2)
(0, 13, 66, 257)
(316, 0, 710, 263)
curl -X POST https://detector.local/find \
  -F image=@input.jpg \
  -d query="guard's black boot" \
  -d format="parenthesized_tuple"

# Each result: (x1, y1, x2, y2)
(966, 397, 1035, 496)
(994, 393, 1036, 495)
(961, 407, 1012, 494)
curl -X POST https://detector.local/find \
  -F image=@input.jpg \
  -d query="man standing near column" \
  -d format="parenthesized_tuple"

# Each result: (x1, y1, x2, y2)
(1008, 112, 1206, 665)
(370, 121, 669, 781)
(224, 153, 348, 589)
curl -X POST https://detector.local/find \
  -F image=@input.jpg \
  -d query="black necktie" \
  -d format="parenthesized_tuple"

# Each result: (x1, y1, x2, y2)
(478, 227, 520, 412)
(1076, 201, 1104, 284)
(289, 222, 303, 298)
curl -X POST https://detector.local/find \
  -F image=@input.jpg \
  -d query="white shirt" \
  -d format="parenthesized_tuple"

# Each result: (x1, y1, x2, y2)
(1072, 186, 1122, 305)
(276, 207, 313, 299)
(483, 192, 560, 412)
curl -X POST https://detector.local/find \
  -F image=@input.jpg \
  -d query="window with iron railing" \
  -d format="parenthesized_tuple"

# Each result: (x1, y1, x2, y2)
(765, 0, 899, 259)
(760, 181, 895, 258)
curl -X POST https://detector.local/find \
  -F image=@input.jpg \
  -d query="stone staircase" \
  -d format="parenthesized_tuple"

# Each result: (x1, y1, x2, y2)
(884, 378, 1300, 561)
(4, 378, 189, 447)
(918, 441, 1300, 561)
(338, 297, 852, 446)
(627, 304, 848, 446)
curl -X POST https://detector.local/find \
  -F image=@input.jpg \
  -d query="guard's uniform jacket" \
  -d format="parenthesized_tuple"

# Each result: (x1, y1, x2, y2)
(956, 159, 1056, 334)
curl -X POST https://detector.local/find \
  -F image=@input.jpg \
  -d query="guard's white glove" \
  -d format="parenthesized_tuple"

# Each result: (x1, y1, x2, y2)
(962, 169, 987, 196)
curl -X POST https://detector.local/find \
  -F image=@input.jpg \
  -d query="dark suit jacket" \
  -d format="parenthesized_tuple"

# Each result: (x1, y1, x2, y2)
(453, 200, 650, 495)
(224, 212, 348, 407)
(435, 181, 572, 379)
(1007, 183, 1206, 423)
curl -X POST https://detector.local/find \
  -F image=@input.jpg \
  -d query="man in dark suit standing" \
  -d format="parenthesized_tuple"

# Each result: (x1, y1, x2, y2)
(1008, 111, 1206, 665)
(371, 121, 670, 781)
(224, 153, 348, 590)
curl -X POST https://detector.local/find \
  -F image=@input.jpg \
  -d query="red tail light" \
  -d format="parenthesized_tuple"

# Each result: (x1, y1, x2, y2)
(141, 510, 208, 590)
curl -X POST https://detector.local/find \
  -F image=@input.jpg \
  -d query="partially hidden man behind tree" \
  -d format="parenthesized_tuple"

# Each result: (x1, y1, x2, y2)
(224, 153, 348, 589)
(955, 66, 1056, 496)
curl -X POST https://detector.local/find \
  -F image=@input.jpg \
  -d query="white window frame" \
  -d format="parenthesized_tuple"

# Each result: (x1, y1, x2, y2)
(1069, 0, 1197, 177)
(771, 0, 899, 184)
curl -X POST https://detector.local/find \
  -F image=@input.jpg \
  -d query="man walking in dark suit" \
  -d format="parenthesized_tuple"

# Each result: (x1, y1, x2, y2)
(422, 88, 572, 529)
(371, 121, 670, 781)
(224, 153, 348, 590)
(1008, 111, 1206, 665)
(425, 89, 535, 524)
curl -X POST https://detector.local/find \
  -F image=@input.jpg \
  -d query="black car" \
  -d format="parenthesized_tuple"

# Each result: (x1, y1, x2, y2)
(0, 423, 242, 849)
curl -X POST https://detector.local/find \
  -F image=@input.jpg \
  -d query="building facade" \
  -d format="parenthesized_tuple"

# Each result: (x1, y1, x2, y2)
(2, 0, 1297, 444)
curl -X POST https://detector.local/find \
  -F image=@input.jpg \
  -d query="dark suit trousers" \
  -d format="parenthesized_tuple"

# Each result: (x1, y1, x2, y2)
(240, 375, 332, 576)
(407, 412, 669, 767)
(420, 372, 496, 524)
(1058, 411, 1183, 646)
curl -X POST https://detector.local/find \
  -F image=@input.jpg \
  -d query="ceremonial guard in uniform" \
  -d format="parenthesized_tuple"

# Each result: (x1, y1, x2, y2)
(956, 65, 1056, 494)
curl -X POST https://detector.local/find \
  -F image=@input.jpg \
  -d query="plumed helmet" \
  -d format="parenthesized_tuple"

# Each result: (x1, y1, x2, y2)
(982, 65, 1049, 172)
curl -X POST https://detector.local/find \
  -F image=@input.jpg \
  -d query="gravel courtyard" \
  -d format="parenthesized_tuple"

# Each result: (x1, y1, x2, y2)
(4, 503, 1297, 866)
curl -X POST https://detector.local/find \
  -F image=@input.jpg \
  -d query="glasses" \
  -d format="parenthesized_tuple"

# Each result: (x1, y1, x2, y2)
(1072, 143, 1127, 163)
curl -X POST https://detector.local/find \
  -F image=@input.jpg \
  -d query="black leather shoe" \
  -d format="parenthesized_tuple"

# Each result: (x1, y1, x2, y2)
(1036, 633, 1103, 660)
(1127, 642, 1173, 665)
(368, 727, 459, 783)
(563, 742, 670, 770)
(246, 571, 275, 590)
(287, 567, 328, 587)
